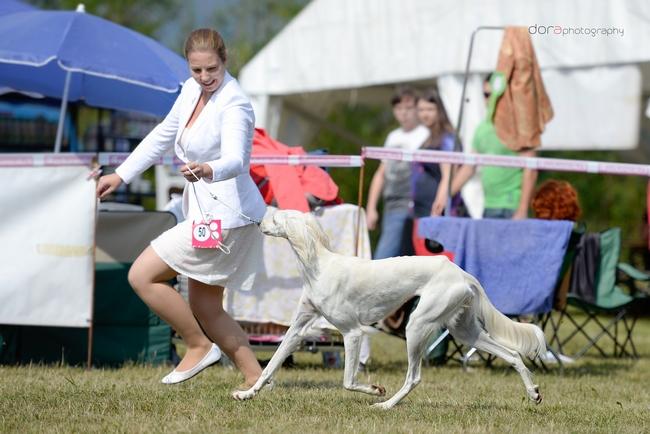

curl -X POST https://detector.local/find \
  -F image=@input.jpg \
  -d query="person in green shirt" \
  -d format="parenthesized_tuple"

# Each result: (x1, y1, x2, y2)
(432, 73, 537, 219)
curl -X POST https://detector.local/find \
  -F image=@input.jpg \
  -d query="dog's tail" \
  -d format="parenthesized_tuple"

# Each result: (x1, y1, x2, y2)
(466, 272, 547, 359)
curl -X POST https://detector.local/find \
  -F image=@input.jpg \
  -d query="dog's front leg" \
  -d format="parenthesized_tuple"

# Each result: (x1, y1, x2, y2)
(341, 331, 386, 397)
(232, 305, 319, 401)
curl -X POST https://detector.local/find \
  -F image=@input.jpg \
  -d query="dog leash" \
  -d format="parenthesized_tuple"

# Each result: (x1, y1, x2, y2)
(186, 166, 263, 253)
(186, 165, 262, 227)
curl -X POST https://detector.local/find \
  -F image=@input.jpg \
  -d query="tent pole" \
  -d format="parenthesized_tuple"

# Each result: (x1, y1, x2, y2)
(355, 153, 365, 257)
(446, 26, 505, 217)
(54, 70, 72, 153)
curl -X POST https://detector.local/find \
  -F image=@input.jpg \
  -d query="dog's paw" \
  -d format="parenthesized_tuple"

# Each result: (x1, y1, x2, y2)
(231, 389, 256, 401)
(530, 385, 542, 405)
(374, 385, 386, 396)
(371, 401, 393, 410)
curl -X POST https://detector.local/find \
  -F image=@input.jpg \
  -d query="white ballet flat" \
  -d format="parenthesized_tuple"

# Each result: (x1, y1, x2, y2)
(162, 343, 221, 384)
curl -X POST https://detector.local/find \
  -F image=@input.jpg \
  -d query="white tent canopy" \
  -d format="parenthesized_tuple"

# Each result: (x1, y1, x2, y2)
(239, 0, 650, 152)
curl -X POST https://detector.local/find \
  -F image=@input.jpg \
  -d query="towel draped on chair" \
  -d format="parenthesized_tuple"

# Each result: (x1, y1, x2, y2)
(418, 217, 573, 316)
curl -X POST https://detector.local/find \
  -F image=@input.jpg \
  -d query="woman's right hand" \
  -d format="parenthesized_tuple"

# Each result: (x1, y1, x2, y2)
(96, 173, 124, 200)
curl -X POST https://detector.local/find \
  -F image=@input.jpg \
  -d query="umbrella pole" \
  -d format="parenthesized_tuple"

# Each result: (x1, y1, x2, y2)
(87, 157, 101, 371)
(54, 70, 72, 153)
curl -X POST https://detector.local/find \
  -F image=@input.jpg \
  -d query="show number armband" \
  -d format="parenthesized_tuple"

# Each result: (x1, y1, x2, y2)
(192, 218, 222, 248)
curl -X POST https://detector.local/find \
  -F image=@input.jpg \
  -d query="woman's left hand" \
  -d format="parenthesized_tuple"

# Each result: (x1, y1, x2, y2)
(181, 162, 205, 182)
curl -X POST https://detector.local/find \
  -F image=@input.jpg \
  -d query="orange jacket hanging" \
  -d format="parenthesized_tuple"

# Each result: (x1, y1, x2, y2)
(494, 26, 554, 151)
(250, 128, 340, 212)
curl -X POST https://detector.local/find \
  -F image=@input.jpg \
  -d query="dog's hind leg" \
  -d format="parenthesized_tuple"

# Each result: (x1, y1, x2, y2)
(373, 284, 472, 410)
(372, 318, 441, 410)
(449, 318, 542, 405)
(341, 330, 386, 397)
(232, 298, 319, 401)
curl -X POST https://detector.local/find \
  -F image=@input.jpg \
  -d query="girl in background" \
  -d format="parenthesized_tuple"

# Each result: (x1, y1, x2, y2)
(410, 89, 464, 220)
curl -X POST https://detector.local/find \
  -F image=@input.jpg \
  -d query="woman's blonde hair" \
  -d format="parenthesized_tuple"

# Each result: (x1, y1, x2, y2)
(183, 28, 227, 63)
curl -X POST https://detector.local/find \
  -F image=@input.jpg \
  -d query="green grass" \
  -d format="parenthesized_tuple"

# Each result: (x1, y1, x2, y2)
(2, 314, 650, 433)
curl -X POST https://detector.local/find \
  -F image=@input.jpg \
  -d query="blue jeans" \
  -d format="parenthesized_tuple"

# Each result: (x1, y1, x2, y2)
(483, 208, 515, 219)
(373, 211, 409, 259)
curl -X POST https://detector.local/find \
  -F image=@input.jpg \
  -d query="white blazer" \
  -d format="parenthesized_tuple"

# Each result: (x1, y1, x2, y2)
(115, 72, 267, 228)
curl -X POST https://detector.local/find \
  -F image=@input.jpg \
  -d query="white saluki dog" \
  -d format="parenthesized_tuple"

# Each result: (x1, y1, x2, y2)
(232, 210, 547, 409)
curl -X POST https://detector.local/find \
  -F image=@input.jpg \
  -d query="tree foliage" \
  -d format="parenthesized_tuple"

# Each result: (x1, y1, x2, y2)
(211, 0, 310, 77)
(24, 0, 182, 37)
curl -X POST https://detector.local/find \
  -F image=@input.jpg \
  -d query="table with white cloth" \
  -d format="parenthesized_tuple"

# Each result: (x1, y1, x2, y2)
(224, 204, 371, 353)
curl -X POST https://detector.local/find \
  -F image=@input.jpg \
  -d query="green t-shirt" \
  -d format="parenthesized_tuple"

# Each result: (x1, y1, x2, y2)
(472, 120, 522, 210)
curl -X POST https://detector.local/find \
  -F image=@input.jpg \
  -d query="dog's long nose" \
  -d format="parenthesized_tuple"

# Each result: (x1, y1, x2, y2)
(258, 220, 268, 234)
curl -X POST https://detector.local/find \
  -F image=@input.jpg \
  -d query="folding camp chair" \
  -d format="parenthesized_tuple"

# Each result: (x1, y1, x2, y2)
(539, 225, 584, 349)
(547, 227, 650, 360)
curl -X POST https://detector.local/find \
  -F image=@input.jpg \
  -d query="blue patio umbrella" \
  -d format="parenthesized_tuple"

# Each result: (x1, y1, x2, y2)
(0, 4, 190, 151)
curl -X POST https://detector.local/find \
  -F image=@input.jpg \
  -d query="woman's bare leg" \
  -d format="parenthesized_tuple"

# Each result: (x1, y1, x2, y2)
(188, 279, 262, 387)
(128, 246, 213, 372)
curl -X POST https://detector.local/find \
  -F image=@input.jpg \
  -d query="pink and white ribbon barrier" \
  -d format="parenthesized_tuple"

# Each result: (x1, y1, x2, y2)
(2, 149, 648, 177)
(363, 147, 650, 177)
(0, 153, 364, 168)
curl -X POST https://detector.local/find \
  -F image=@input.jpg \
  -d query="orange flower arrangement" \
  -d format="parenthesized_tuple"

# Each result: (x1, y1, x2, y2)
(531, 180, 581, 222)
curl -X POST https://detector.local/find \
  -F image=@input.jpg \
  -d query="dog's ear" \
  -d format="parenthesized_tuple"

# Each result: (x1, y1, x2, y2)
(302, 213, 331, 250)
(283, 216, 315, 256)
(283, 216, 303, 240)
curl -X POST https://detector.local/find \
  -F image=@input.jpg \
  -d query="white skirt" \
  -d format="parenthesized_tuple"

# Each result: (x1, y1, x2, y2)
(151, 219, 263, 290)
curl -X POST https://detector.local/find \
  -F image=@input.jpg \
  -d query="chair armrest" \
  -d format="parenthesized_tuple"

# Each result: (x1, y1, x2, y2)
(617, 262, 650, 281)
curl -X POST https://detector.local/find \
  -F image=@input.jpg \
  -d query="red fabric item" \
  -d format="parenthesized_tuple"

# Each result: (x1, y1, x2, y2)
(412, 219, 455, 262)
(250, 164, 273, 204)
(251, 128, 339, 212)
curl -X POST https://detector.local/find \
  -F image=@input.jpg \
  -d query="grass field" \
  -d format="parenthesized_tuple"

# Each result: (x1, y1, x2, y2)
(2, 312, 650, 433)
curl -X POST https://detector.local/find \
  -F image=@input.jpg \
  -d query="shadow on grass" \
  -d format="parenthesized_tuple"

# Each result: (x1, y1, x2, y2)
(465, 402, 511, 411)
(362, 354, 638, 384)
(560, 360, 638, 376)
(364, 360, 410, 372)
(282, 352, 641, 383)
(274, 379, 341, 390)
